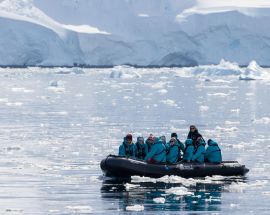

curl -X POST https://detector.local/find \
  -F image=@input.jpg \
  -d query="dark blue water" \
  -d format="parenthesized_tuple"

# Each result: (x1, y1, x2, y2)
(0, 67, 269, 214)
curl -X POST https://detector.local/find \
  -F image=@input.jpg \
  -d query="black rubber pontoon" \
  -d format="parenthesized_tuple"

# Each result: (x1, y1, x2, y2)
(100, 155, 249, 178)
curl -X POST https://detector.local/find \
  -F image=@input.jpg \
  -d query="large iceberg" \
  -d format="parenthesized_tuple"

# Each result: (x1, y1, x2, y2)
(1, 0, 270, 67)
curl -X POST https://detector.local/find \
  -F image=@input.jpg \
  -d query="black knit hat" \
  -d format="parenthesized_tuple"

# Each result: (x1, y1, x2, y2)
(171, 133, 178, 138)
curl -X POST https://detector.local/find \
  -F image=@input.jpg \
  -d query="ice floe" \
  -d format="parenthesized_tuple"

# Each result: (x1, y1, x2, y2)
(153, 197, 165, 204)
(110, 66, 141, 79)
(239, 61, 269, 81)
(161, 99, 177, 107)
(126, 205, 144, 211)
(166, 187, 193, 196)
(252, 117, 270, 124)
(66, 206, 93, 213)
(190, 59, 242, 76)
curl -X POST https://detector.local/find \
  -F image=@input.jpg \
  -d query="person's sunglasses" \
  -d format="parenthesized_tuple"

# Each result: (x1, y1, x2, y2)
(190, 127, 195, 129)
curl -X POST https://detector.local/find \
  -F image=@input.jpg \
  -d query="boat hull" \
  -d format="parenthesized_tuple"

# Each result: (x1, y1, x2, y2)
(100, 155, 249, 178)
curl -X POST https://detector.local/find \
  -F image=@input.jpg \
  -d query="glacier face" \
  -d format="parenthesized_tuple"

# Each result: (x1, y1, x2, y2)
(1, 0, 270, 66)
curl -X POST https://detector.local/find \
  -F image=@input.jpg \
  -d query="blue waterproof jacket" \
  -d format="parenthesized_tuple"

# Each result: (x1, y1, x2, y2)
(135, 138, 148, 160)
(176, 138, 185, 154)
(191, 140, 206, 163)
(144, 138, 166, 163)
(145, 139, 154, 153)
(166, 143, 181, 164)
(118, 138, 136, 158)
(183, 139, 194, 162)
(205, 139, 222, 163)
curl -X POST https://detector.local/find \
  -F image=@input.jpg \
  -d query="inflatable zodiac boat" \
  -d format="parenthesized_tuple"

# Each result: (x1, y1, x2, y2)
(100, 155, 249, 178)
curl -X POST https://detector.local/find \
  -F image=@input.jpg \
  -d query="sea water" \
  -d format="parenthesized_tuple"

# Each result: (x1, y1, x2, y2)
(0, 66, 269, 214)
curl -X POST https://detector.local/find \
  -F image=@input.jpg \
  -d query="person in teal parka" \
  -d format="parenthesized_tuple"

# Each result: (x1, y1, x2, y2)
(205, 139, 222, 164)
(171, 133, 185, 158)
(183, 139, 194, 162)
(135, 136, 148, 160)
(118, 134, 136, 158)
(166, 137, 181, 164)
(191, 139, 206, 163)
(145, 134, 155, 153)
(144, 137, 166, 163)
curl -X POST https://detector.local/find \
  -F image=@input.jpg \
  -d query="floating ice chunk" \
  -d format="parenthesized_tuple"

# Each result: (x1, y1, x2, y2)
(123, 96, 132, 100)
(151, 82, 166, 89)
(138, 13, 149, 17)
(66, 206, 92, 213)
(161, 99, 177, 107)
(48, 80, 65, 93)
(166, 187, 193, 196)
(252, 117, 270, 124)
(126, 205, 144, 211)
(110, 67, 141, 79)
(5, 208, 23, 213)
(0, 98, 8, 103)
(239, 60, 268, 80)
(225, 120, 240, 125)
(191, 59, 242, 76)
(199, 105, 209, 111)
(153, 197, 165, 204)
(207, 93, 229, 97)
(72, 68, 84, 74)
(50, 80, 60, 87)
(11, 87, 33, 93)
(90, 176, 102, 183)
(231, 108, 240, 113)
(157, 175, 197, 187)
(230, 204, 240, 208)
(158, 89, 168, 94)
(262, 191, 270, 195)
(7, 146, 22, 151)
(215, 126, 238, 132)
(6, 102, 23, 106)
(131, 176, 157, 183)
(125, 183, 140, 190)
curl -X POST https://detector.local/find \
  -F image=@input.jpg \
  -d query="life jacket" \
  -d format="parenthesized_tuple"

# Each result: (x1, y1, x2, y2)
(136, 142, 146, 159)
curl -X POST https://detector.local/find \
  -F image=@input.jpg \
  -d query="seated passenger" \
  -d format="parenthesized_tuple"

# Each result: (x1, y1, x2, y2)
(182, 139, 194, 163)
(118, 134, 136, 158)
(205, 139, 222, 164)
(145, 134, 155, 153)
(187, 125, 204, 146)
(171, 132, 185, 156)
(191, 139, 206, 163)
(160, 135, 167, 146)
(135, 136, 148, 160)
(166, 137, 181, 164)
(144, 138, 166, 163)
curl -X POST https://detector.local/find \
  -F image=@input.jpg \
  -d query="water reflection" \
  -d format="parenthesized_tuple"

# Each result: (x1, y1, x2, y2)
(100, 177, 248, 212)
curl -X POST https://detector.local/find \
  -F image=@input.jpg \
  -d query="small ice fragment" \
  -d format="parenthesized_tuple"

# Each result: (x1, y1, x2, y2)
(153, 197, 165, 204)
(126, 205, 144, 211)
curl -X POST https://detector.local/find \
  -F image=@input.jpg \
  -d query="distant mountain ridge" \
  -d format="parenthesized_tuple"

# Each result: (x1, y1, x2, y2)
(1, 0, 270, 67)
